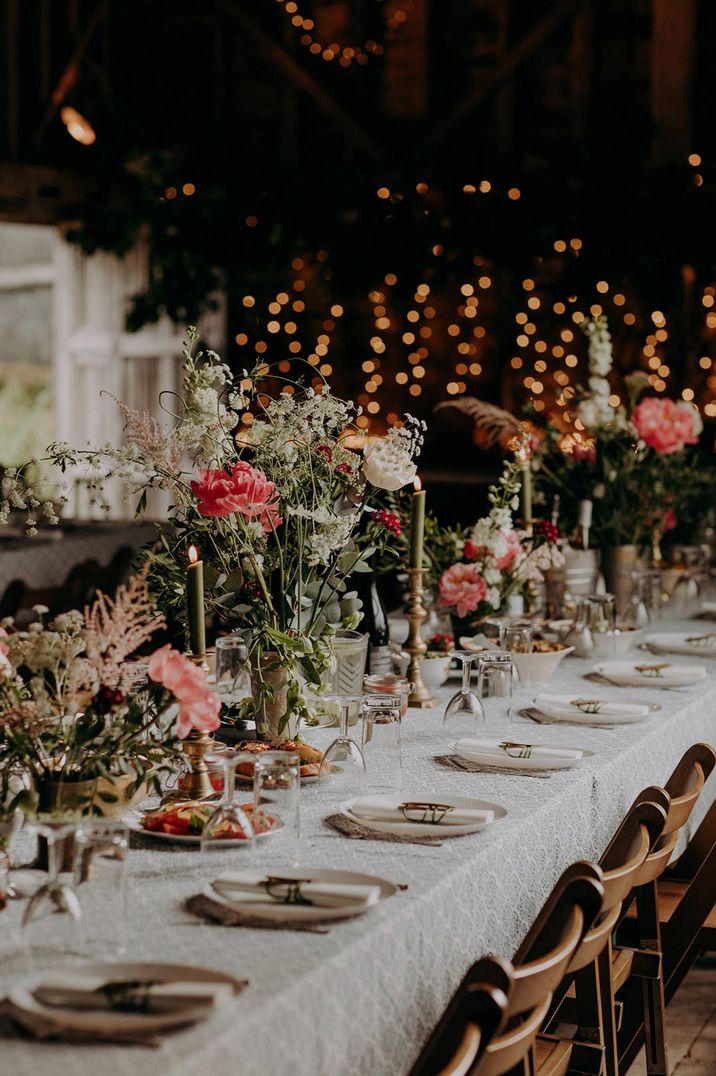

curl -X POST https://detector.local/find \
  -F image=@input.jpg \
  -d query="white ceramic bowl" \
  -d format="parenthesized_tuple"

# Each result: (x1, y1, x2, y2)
(511, 646, 574, 686)
(592, 628, 642, 659)
(418, 655, 452, 688)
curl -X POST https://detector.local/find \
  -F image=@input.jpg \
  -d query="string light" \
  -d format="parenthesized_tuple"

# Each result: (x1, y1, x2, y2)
(275, 0, 413, 67)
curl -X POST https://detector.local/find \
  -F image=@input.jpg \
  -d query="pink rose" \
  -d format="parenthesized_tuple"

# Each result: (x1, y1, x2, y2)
(439, 563, 488, 618)
(191, 461, 282, 532)
(148, 645, 221, 739)
(633, 398, 701, 455)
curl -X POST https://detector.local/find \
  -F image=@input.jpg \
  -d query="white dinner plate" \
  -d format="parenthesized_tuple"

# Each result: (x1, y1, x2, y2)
(593, 661, 707, 689)
(644, 631, 716, 658)
(9, 962, 243, 1035)
(300, 711, 339, 729)
(205, 868, 398, 923)
(451, 739, 593, 770)
(124, 810, 275, 846)
(340, 793, 506, 838)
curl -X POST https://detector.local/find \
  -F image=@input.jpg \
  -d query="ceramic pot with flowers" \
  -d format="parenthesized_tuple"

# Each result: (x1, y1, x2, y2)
(418, 633, 454, 689)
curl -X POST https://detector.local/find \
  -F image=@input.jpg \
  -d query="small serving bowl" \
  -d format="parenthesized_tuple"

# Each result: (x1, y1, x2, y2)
(592, 628, 643, 659)
(511, 645, 574, 687)
(418, 654, 452, 688)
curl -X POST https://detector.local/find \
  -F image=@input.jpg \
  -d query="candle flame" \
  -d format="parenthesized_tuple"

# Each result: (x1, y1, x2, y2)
(188, 545, 199, 564)
(413, 476, 422, 492)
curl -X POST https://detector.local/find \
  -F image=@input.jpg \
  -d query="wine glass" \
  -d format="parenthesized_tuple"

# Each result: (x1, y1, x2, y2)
(200, 749, 255, 853)
(21, 816, 84, 961)
(318, 694, 367, 797)
(214, 634, 251, 704)
(443, 652, 484, 739)
(622, 570, 651, 630)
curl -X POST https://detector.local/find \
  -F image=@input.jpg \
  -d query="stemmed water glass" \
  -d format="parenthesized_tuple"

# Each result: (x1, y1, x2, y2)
(443, 651, 484, 738)
(200, 749, 255, 852)
(318, 694, 367, 796)
(21, 816, 84, 959)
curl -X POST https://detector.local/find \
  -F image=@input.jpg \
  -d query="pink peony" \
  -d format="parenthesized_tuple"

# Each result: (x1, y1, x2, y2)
(570, 442, 596, 464)
(191, 461, 282, 532)
(633, 398, 701, 455)
(439, 563, 488, 618)
(148, 645, 221, 739)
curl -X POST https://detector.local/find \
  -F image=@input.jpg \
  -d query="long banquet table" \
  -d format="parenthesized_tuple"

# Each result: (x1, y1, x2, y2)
(2, 621, 715, 1076)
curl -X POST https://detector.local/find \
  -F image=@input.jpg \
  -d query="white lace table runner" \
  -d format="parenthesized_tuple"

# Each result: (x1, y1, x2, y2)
(2, 620, 715, 1076)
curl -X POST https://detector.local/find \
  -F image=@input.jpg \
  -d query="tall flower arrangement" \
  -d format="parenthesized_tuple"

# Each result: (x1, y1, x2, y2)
(535, 316, 705, 549)
(433, 432, 563, 628)
(3, 329, 422, 735)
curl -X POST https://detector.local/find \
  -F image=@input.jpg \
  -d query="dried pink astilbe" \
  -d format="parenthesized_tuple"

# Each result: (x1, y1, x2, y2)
(111, 396, 182, 473)
(83, 571, 166, 686)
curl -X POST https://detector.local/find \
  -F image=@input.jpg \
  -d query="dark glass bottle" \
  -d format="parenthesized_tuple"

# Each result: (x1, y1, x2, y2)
(352, 569, 392, 675)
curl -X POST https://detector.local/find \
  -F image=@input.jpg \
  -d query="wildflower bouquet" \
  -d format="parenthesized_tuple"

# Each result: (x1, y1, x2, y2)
(0, 572, 219, 808)
(536, 316, 705, 549)
(5, 329, 422, 736)
(434, 433, 563, 631)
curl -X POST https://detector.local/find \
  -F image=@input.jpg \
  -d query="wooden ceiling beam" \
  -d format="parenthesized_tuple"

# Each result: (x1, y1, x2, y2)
(215, 0, 386, 161)
(420, 0, 584, 157)
(0, 162, 98, 225)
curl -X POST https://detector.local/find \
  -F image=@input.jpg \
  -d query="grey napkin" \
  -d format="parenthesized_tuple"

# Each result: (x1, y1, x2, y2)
(434, 755, 552, 779)
(0, 999, 163, 1047)
(324, 813, 444, 846)
(184, 893, 332, 934)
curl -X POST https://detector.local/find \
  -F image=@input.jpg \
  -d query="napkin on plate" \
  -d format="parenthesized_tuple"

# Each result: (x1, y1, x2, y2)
(615, 663, 705, 682)
(33, 974, 234, 1014)
(349, 799, 494, 826)
(212, 871, 381, 909)
(534, 692, 651, 717)
(454, 737, 583, 762)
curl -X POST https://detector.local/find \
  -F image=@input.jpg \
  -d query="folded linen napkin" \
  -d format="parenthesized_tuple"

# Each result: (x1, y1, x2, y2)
(33, 974, 234, 1014)
(349, 799, 494, 826)
(212, 871, 381, 909)
(454, 737, 582, 762)
(535, 693, 651, 717)
(616, 663, 705, 682)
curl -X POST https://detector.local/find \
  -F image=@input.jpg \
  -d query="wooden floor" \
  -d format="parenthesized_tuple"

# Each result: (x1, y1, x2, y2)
(628, 962, 716, 1075)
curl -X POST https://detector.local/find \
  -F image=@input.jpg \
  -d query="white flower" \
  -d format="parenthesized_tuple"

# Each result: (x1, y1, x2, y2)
(362, 436, 416, 491)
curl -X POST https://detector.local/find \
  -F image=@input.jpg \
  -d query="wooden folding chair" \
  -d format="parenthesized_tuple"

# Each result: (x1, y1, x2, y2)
(542, 794, 667, 1075)
(407, 956, 510, 1076)
(410, 866, 603, 1076)
(614, 743, 716, 1075)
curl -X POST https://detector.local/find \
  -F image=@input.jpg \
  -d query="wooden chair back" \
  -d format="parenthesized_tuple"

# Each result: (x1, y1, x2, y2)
(411, 870, 603, 1076)
(409, 957, 510, 1076)
(631, 745, 716, 887)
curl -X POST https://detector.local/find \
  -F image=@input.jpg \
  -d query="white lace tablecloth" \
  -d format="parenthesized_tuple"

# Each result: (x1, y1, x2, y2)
(1, 625, 715, 1076)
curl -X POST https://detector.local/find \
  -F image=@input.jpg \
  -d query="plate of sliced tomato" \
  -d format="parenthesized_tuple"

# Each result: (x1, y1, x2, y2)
(125, 801, 279, 845)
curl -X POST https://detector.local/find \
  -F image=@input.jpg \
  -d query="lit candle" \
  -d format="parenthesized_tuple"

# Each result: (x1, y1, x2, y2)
(186, 545, 206, 657)
(409, 477, 426, 569)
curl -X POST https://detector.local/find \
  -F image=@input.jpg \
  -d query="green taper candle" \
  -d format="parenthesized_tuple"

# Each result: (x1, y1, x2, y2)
(187, 545, 206, 656)
(409, 477, 426, 569)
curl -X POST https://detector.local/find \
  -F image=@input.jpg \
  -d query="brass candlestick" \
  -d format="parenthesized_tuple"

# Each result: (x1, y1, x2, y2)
(405, 567, 437, 708)
(162, 655, 215, 804)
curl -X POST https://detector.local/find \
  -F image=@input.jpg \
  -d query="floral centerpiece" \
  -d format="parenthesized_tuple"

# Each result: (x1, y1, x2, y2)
(0, 571, 219, 815)
(432, 433, 563, 634)
(3, 329, 422, 739)
(535, 316, 705, 553)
